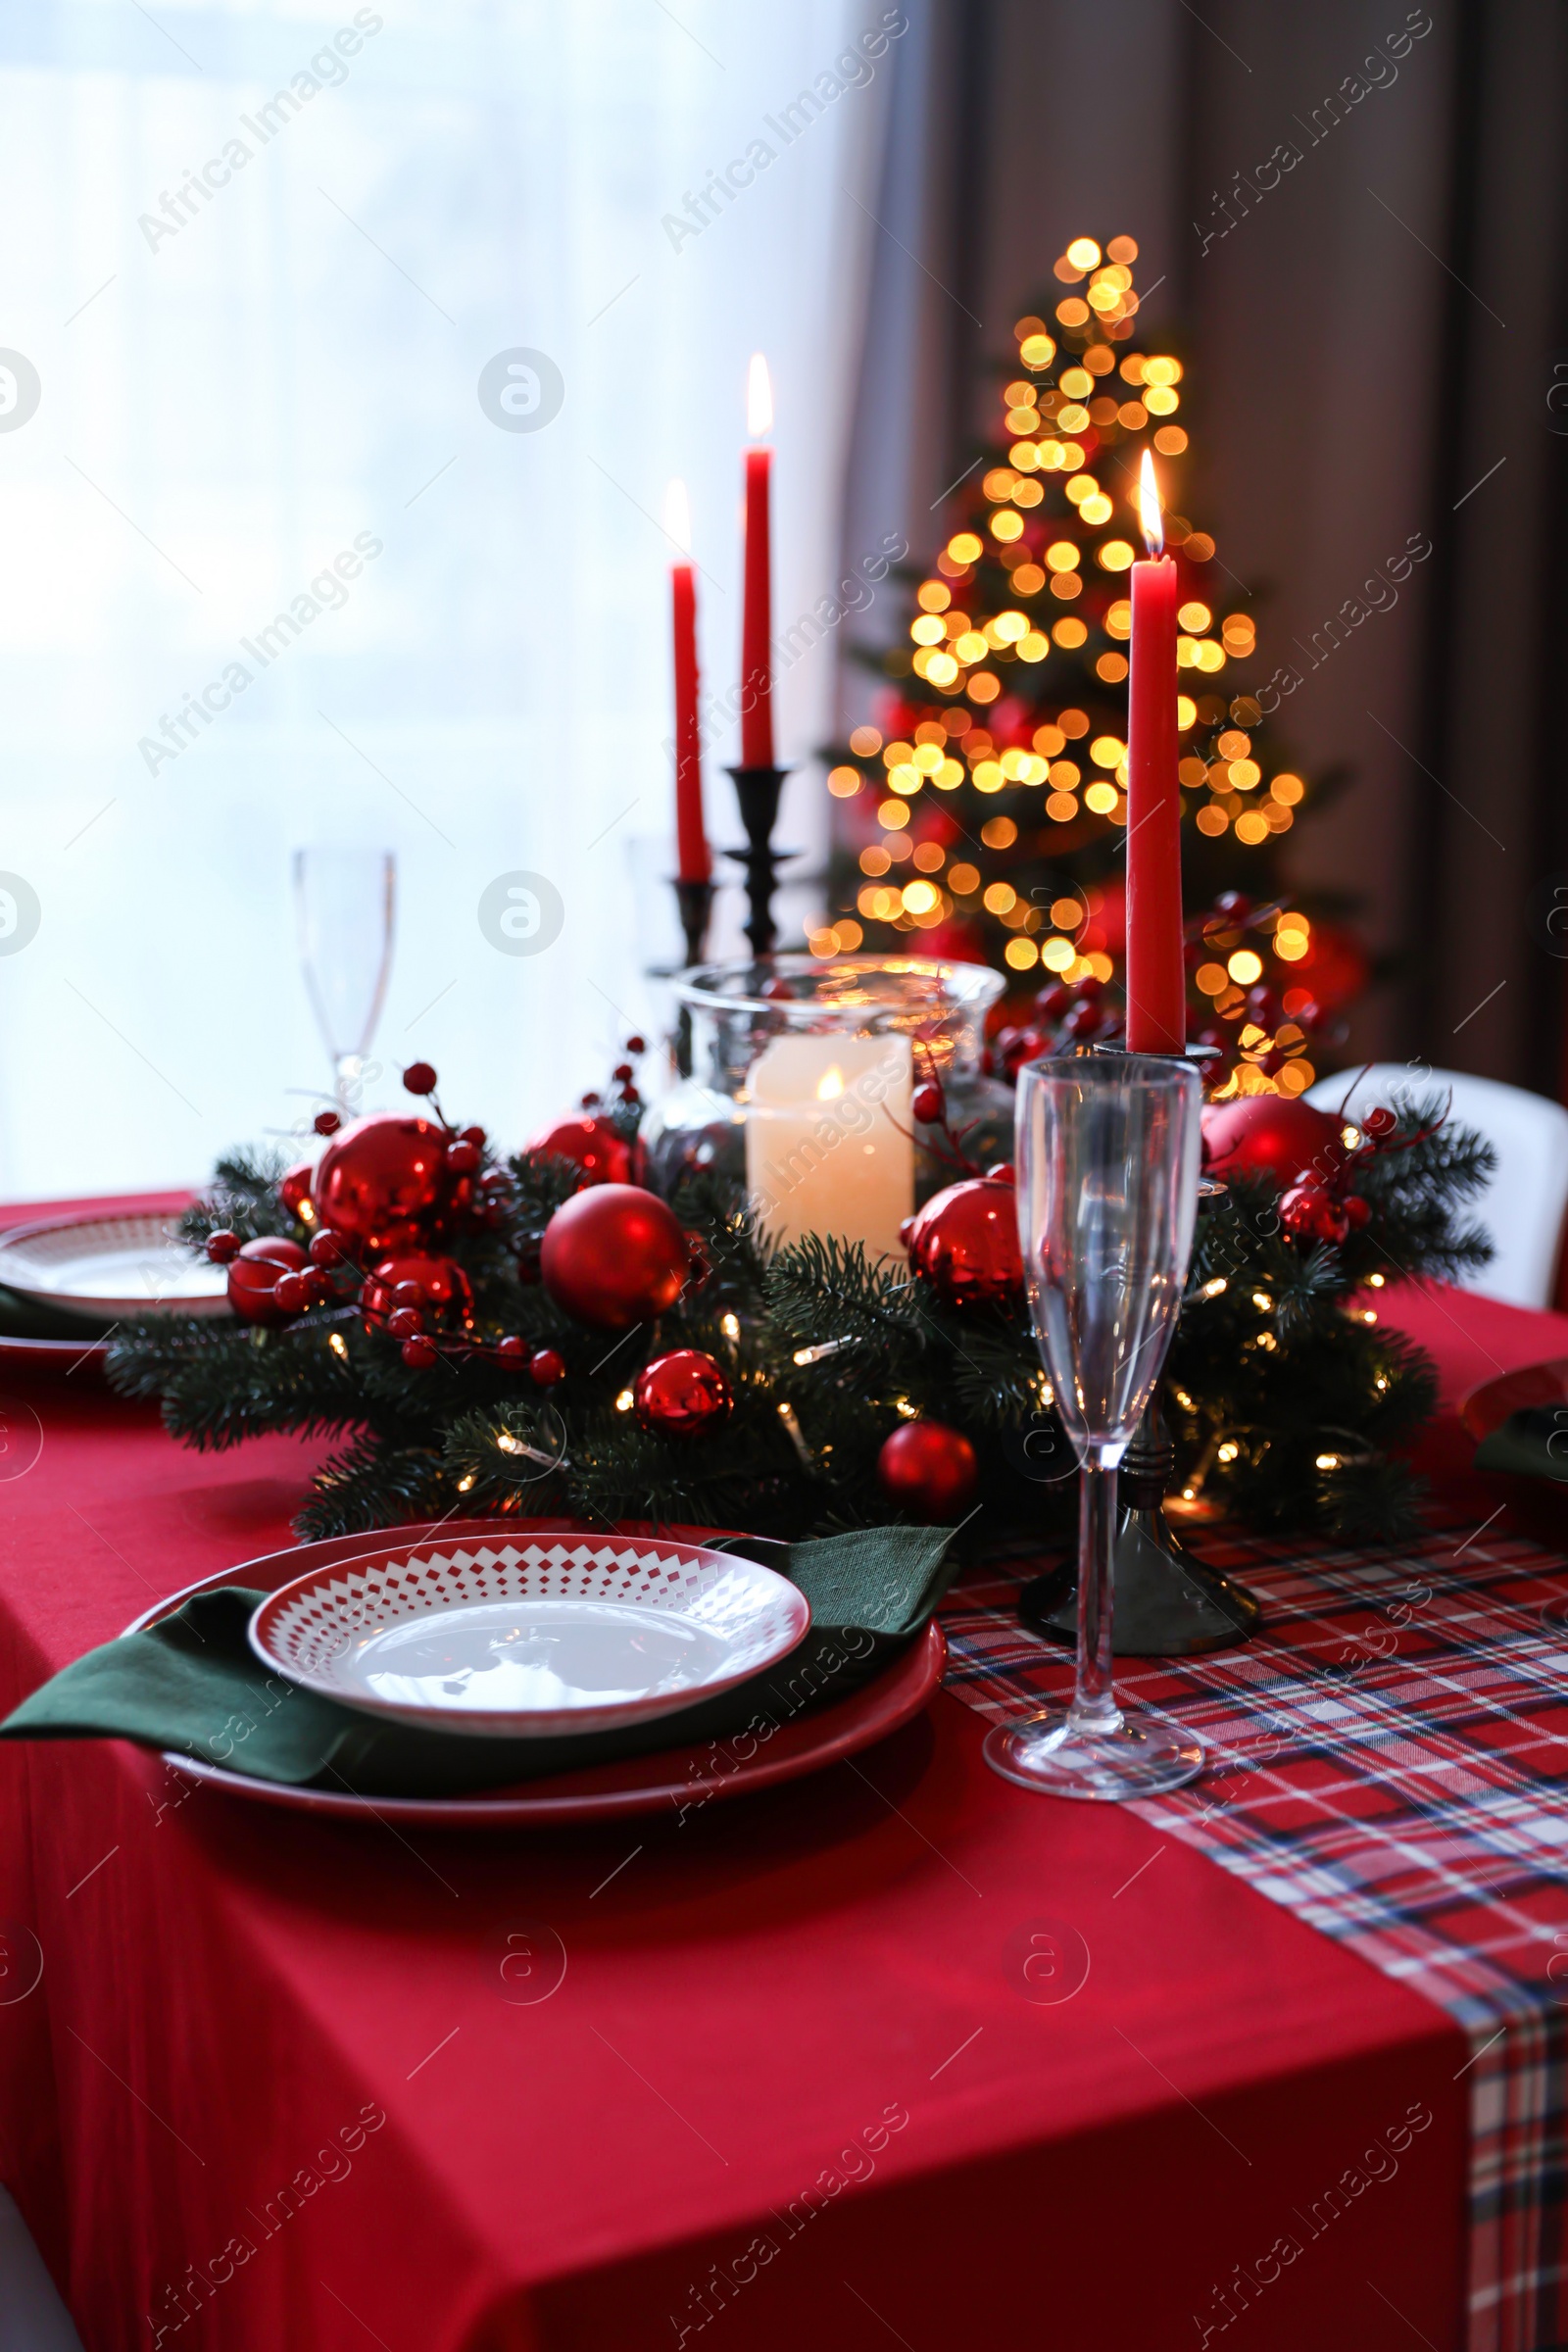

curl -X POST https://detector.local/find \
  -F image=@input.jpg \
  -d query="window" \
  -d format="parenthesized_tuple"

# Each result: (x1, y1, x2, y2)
(0, 0, 891, 1190)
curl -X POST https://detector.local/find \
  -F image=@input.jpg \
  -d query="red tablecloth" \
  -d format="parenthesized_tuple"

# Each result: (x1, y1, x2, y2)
(2, 1216, 1535, 2351)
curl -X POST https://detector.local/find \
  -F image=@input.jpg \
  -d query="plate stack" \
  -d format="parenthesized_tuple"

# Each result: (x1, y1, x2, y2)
(0, 1209, 229, 1372)
(128, 1522, 946, 1828)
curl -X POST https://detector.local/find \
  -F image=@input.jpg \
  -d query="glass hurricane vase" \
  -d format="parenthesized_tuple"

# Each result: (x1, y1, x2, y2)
(639, 956, 1010, 1261)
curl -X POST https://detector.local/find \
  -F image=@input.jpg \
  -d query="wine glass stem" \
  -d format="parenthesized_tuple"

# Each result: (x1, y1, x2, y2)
(332, 1053, 363, 1117)
(1067, 1461, 1122, 1739)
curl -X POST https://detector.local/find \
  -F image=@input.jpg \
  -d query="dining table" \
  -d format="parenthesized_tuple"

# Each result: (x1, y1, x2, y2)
(1, 1191, 1565, 2352)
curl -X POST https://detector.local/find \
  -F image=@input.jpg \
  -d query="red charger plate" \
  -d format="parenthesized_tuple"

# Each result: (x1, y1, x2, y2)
(123, 1518, 946, 1828)
(1460, 1358, 1568, 1445)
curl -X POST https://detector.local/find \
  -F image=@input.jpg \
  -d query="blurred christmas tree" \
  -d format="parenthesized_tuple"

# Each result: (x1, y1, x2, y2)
(815, 232, 1366, 1099)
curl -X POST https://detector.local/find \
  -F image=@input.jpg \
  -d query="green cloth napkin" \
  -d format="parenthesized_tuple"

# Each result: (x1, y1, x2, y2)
(1474, 1406, 1568, 1484)
(0, 1282, 116, 1342)
(0, 1527, 958, 1798)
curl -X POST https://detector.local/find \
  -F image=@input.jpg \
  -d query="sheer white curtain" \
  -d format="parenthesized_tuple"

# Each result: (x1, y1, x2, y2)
(0, 0, 895, 1195)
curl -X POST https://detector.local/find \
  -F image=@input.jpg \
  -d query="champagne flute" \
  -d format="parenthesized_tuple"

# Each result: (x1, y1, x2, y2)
(985, 1054, 1205, 1799)
(293, 849, 397, 1115)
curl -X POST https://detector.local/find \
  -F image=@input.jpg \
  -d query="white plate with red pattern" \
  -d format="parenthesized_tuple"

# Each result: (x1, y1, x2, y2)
(0, 1212, 230, 1320)
(248, 1534, 812, 1740)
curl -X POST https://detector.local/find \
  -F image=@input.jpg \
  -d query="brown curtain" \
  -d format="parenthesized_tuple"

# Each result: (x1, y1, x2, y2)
(841, 0, 1568, 1096)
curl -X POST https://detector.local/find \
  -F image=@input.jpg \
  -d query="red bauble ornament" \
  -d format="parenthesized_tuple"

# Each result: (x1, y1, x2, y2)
(539, 1185, 689, 1329)
(633, 1348, 732, 1437)
(1279, 1181, 1350, 1246)
(1200, 1097, 1345, 1191)
(279, 1160, 314, 1221)
(877, 1421, 978, 1519)
(226, 1236, 308, 1326)
(904, 1178, 1024, 1307)
(362, 1252, 473, 1328)
(528, 1115, 633, 1188)
(313, 1114, 452, 1253)
(528, 1347, 566, 1389)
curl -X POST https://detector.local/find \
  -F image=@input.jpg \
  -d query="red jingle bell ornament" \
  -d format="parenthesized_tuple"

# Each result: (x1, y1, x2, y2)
(362, 1252, 474, 1328)
(539, 1184, 689, 1329)
(633, 1348, 733, 1437)
(1200, 1096, 1346, 1191)
(877, 1420, 977, 1519)
(313, 1114, 452, 1254)
(902, 1178, 1024, 1308)
(278, 1160, 315, 1221)
(226, 1236, 309, 1326)
(528, 1115, 633, 1189)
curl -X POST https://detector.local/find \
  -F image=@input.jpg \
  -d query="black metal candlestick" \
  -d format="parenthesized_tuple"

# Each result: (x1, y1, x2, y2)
(671, 876, 715, 972)
(723, 763, 797, 956)
(665, 876, 715, 1079)
(1017, 1397, 1263, 1654)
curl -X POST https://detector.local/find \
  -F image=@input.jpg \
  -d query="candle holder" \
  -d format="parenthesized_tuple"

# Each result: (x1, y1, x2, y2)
(670, 876, 715, 971)
(1015, 1395, 1263, 1654)
(724, 764, 797, 956)
(665, 877, 716, 1079)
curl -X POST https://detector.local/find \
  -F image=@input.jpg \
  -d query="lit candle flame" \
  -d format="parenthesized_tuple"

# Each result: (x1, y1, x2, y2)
(1138, 449, 1163, 556)
(662, 475, 692, 557)
(815, 1064, 845, 1102)
(747, 352, 773, 440)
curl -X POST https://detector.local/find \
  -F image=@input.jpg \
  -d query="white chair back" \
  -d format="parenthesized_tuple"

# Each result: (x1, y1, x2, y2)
(1304, 1063, 1568, 1310)
(0, 2189, 84, 2352)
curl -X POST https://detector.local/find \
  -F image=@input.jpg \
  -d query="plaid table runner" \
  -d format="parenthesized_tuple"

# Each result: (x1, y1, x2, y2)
(940, 1515, 1568, 2352)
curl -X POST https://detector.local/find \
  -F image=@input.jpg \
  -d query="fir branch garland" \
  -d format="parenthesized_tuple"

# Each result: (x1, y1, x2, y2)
(108, 1089, 1492, 1549)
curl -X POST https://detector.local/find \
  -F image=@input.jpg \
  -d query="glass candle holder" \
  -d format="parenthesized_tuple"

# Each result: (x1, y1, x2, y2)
(640, 956, 1010, 1260)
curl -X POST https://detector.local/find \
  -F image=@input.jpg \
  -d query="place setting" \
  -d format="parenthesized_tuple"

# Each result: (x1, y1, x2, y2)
(6, 1518, 952, 1826)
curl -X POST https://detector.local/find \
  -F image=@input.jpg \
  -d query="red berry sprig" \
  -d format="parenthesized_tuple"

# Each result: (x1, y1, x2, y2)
(578, 1036, 648, 1120)
(900, 1044, 988, 1181)
(1278, 1096, 1446, 1249)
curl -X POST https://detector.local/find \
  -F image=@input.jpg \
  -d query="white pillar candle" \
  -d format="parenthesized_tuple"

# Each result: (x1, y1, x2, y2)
(745, 1033, 914, 1263)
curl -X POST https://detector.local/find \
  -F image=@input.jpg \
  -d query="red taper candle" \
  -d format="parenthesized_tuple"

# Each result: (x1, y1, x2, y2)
(1124, 450, 1186, 1054)
(740, 354, 774, 768)
(664, 478, 709, 884)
